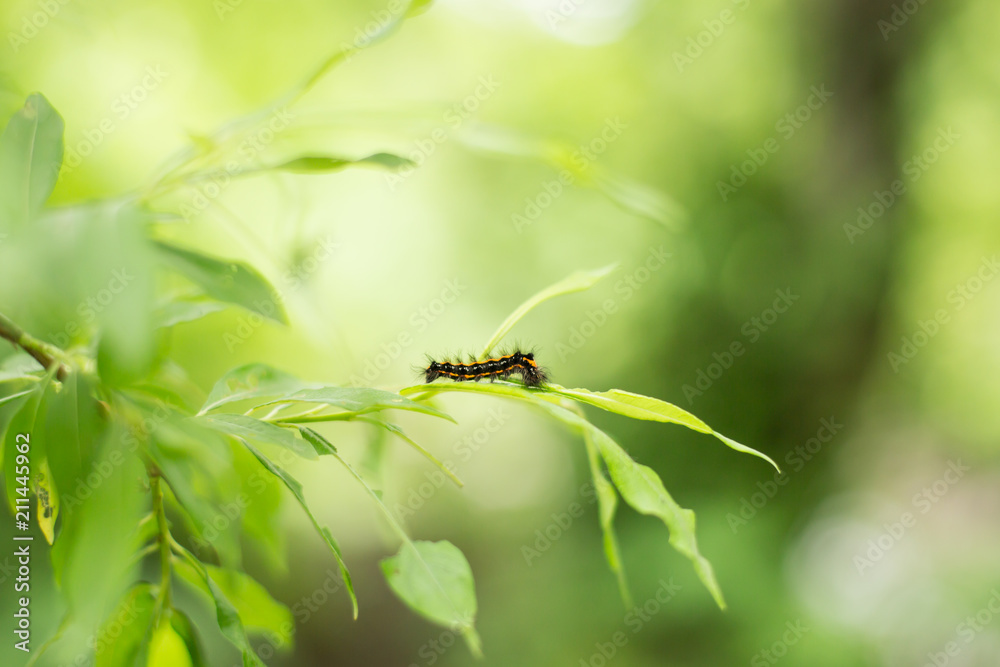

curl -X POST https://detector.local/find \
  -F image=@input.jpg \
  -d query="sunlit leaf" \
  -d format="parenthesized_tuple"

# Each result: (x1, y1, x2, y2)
(50, 424, 149, 633)
(263, 386, 455, 423)
(42, 372, 106, 515)
(400, 380, 728, 608)
(173, 543, 264, 667)
(298, 427, 481, 655)
(94, 583, 157, 667)
(381, 541, 482, 657)
(5, 370, 53, 512)
(94, 204, 158, 386)
(155, 297, 227, 329)
(35, 458, 58, 544)
(148, 410, 241, 567)
(230, 153, 415, 178)
(153, 241, 288, 324)
(240, 441, 358, 618)
(456, 123, 683, 231)
(479, 264, 617, 358)
(594, 429, 725, 608)
(590, 169, 685, 231)
(547, 385, 779, 471)
(147, 619, 194, 667)
(199, 413, 316, 460)
(583, 431, 631, 609)
(356, 417, 463, 487)
(169, 609, 209, 667)
(200, 363, 308, 415)
(0, 93, 64, 230)
(202, 566, 293, 648)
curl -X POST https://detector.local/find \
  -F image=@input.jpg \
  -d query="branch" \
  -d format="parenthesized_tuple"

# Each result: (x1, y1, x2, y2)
(0, 311, 69, 380)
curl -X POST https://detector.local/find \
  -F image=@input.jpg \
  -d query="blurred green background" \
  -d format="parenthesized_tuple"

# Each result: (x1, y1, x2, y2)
(2, 0, 999, 665)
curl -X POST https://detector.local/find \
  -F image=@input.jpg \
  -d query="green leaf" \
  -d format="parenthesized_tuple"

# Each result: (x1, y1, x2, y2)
(203, 0, 432, 155)
(147, 410, 242, 567)
(50, 423, 149, 631)
(0, 380, 35, 470)
(0, 93, 64, 230)
(297, 427, 481, 655)
(200, 363, 308, 414)
(590, 169, 685, 231)
(231, 443, 286, 575)
(240, 441, 358, 618)
(200, 363, 307, 415)
(0, 386, 33, 407)
(147, 619, 194, 667)
(265, 386, 455, 423)
(356, 417, 463, 487)
(94, 583, 157, 667)
(456, 123, 683, 231)
(173, 543, 264, 667)
(0, 353, 42, 380)
(399, 380, 728, 608)
(593, 427, 726, 609)
(155, 296, 227, 329)
(202, 566, 293, 648)
(245, 153, 415, 176)
(41, 372, 107, 517)
(291, 0, 433, 101)
(547, 385, 780, 472)
(479, 264, 617, 359)
(152, 240, 288, 324)
(583, 431, 631, 609)
(199, 413, 316, 460)
(34, 458, 58, 544)
(381, 541, 482, 657)
(94, 204, 158, 386)
(5, 371, 53, 512)
(406, 0, 435, 17)
(169, 609, 209, 667)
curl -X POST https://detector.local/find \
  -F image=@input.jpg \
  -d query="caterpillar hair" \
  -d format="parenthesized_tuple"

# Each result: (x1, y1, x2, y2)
(422, 348, 548, 388)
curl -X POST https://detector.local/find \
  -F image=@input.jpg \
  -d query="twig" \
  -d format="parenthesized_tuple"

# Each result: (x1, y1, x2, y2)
(0, 311, 69, 379)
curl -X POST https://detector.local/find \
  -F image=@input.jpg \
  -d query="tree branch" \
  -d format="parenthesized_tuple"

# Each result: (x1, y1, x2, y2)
(0, 311, 69, 380)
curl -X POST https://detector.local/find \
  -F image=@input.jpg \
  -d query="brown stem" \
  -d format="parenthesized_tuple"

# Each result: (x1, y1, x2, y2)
(0, 311, 69, 380)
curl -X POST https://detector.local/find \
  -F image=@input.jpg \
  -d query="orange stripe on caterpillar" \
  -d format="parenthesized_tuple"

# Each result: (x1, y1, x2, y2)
(423, 350, 548, 387)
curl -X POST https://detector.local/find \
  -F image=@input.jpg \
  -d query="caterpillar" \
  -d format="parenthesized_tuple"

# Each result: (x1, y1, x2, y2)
(422, 349, 548, 387)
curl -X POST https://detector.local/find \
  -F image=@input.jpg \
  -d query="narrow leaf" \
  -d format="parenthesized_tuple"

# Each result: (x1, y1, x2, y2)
(400, 380, 728, 608)
(583, 431, 631, 609)
(202, 565, 293, 648)
(5, 373, 51, 512)
(156, 297, 227, 329)
(34, 458, 58, 544)
(94, 583, 157, 667)
(169, 609, 209, 667)
(547, 385, 779, 471)
(298, 427, 482, 655)
(594, 428, 726, 609)
(241, 441, 358, 618)
(356, 417, 463, 487)
(479, 264, 617, 358)
(199, 413, 316, 460)
(153, 240, 287, 324)
(173, 543, 264, 667)
(255, 153, 414, 175)
(200, 363, 308, 414)
(0, 93, 64, 229)
(265, 386, 455, 423)
(42, 372, 108, 514)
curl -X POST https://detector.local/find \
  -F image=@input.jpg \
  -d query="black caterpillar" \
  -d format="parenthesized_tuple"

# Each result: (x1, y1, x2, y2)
(423, 350, 548, 387)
